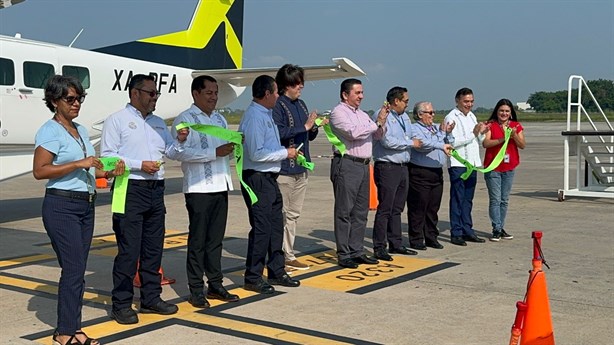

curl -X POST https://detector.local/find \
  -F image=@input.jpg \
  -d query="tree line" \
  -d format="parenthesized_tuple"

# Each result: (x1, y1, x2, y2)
(527, 79, 614, 113)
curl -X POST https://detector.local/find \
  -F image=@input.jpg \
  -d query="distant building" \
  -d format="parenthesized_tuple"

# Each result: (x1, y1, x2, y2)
(516, 102, 535, 112)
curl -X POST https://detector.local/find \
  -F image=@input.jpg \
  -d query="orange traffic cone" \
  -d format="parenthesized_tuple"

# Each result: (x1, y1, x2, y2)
(133, 262, 176, 287)
(520, 231, 555, 345)
(369, 164, 378, 210)
(95, 177, 108, 188)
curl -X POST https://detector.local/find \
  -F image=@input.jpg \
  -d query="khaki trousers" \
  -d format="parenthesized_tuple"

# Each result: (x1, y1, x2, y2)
(278, 172, 308, 261)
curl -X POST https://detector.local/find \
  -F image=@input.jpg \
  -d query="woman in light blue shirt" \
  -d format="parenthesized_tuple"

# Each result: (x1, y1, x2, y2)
(33, 75, 123, 345)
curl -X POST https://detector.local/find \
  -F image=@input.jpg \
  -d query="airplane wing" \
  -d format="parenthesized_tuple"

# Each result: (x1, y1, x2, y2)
(192, 57, 366, 87)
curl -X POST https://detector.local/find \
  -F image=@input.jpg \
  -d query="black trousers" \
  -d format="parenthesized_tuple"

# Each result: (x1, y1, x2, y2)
(241, 171, 285, 283)
(111, 180, 165, 309)
(330, 156, 370, 260)
(42, 193, 94, 334)
(184, 192, 228, 292)
(407, 163, 444, 245)
(372, 162, 409, 251)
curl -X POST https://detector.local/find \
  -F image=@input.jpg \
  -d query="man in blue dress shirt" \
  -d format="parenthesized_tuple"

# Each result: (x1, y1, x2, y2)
(238, 75, 301, 294)
(371, 87, 421, 260)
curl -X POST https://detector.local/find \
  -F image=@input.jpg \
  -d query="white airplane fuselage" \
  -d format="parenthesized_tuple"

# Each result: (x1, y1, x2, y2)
(0, 34, 212, 145)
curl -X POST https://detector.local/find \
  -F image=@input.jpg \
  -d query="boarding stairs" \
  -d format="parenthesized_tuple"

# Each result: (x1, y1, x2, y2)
(559, 75, 614, 201)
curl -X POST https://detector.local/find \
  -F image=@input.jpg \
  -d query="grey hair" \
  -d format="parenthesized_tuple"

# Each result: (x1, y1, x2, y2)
(412, 101, 432, 121)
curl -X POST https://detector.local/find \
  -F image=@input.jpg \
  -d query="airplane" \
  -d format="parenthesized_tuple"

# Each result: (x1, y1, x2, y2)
(0, 0, 366, 181)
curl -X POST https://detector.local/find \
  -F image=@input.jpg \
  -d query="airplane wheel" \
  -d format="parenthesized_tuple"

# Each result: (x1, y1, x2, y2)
(558, 191, 565, 202)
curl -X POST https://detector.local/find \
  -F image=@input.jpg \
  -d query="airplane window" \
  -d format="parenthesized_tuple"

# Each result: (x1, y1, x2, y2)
(23, 61, 54, 89)
(62, 65, 90, 89)
(0, 58, 15, 86)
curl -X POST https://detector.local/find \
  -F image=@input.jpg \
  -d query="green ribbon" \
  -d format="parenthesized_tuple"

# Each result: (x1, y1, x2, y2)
(99, 157, 130, 214)
(175, 122, 258, 205)
(315, 118, 347, 155)
(296, 154, 314, 171)
(451, 127, 513, 180)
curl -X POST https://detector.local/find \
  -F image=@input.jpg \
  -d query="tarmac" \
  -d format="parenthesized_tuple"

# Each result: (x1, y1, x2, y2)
(0, 122, 612, 344)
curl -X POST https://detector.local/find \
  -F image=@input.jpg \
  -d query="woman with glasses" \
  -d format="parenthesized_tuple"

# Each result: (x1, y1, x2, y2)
(33, 75, 124, 345)
(406, 102, 454, 251)
(482, 99, 526, 242)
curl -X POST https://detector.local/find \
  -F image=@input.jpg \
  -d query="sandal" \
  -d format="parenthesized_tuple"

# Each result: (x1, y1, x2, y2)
(52, 331, 80, 345)
(75, 330, 101, 345)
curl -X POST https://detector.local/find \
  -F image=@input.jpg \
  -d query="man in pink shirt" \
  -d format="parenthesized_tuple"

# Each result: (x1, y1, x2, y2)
(329, 78, 388, 269)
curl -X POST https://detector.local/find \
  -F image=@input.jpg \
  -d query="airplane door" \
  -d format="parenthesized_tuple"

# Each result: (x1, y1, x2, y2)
(0, 45, 57, 145)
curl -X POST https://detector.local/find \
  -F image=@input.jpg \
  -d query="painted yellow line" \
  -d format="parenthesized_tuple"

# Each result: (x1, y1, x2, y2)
(0, 274, 111, 305)
(0, 254, 55, 269)
(228, 250, 339, 278)
(301, 255, 442, 292)
(34, 295, 353, 345)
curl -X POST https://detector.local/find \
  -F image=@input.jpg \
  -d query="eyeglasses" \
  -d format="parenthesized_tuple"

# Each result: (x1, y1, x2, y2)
(62, 95, 86, 105)
(400, 98, 409, 103)
(136, 88, 161, 97)
(420, 111, 435, 115)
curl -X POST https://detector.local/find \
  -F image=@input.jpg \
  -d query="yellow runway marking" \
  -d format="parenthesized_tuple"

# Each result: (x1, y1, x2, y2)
(0, 254, 55, 269)
(0, 274, 111, 305)
(301, 255, 441, 292)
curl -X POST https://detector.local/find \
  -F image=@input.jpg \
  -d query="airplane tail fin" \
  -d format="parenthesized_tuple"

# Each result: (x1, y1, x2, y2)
(93, 0, 243, 70)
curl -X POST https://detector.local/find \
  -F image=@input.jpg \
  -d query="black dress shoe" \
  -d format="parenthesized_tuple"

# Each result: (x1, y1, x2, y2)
(425, 241, 444, 249)
(112, 307, 139, 324)
(374, 249, 393, 261)
(188, 292, 211, 308)
(389, 246, 418, 255)
(463, 234, 486, 243)
(268, 274, 300, 287)
(338, 258, 359, 269)
(244, 279, 275, 294)
(140, 300, 179, 315)
(353, 254, 379, 264)
(450, 236, 467, 246)
(207, 285, 240, 302)
(410, 243, 427, 251)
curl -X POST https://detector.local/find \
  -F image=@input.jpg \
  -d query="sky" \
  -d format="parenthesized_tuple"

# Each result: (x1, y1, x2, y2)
(1, 0, 612, 112)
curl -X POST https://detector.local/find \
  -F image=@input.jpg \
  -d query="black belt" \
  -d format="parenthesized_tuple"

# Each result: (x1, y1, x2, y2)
(334, 153, 370, 165)
(46, 188, 97, 203)
(375, 161, 410, 167)
(243, 169, 279, 180)
(128, 179, 165, 188)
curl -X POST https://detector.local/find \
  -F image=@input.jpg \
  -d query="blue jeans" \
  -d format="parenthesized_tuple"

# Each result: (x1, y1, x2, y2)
(484, 170, 516, 233)
(448, 167, 477, 237)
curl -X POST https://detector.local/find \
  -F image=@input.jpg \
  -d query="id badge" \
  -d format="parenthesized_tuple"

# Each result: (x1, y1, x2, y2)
(504, 153, 510, 163)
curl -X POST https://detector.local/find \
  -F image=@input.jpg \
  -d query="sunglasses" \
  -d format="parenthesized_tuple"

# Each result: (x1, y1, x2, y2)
(136, 88, 162, 97)
(420, 111, 435, 115)
(62, 95, 86, 105)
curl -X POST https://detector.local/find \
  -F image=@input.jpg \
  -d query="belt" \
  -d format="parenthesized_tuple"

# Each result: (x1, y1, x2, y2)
(334, 153, 370, 165)
(243, 169, 279, 180)
(375, 161, 410, 167)
(128, 179, 165, 188)
(46, 188, 97, 203)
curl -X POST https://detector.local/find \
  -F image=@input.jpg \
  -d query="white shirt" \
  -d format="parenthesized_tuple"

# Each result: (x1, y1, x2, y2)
(167, 104, 233, 193)
(445, 108, 484, 168)
(101, 104, 180, 180)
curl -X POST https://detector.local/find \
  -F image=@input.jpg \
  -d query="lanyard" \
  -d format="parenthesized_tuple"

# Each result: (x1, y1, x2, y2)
(392, 111, 406, 133)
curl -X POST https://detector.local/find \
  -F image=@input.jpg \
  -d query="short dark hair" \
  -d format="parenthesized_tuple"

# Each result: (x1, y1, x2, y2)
(44, 75, 85, 112)
(340, 78, 362, 100)
(386, 86, 407, 104)
(455, 87, 473, 101)
(191, 75, 217, 92)
(488, 98, 518, 122)
(252, 75, 276, 99)
(275, 64, 304, 95)
(128, 74, 155, 94)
